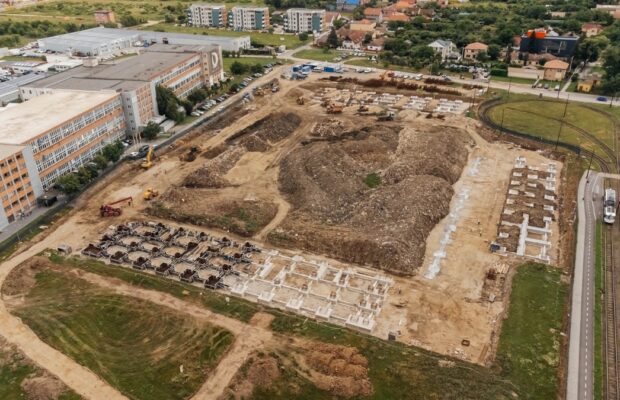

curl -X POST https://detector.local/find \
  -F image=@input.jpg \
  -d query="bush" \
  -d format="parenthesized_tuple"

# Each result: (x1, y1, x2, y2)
(490, 68, 508, 77)
(230, 61, 249, 75)
(298, 32, 309, 41)
(93, 154, 109, 170)
(250, 63, 264, 74)
(142, 121, 161, 140)
(55, 174, 81, 195)
(364, 173, 381, 188)
(102, 141, 124, 163)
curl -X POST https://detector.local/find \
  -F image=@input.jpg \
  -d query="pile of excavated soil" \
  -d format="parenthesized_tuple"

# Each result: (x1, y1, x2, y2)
(147, 188, 277, 237)
(227, 112, 301, 150)
(302, 343, 373, 398)
(311, 118, 354, 138)
(270, 121, 471, 275)
(221, 354, 281, 400)
(183, 146, 245, 188)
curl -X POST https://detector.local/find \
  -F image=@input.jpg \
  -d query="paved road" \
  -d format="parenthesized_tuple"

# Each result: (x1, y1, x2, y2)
(568, 172, 619, 400)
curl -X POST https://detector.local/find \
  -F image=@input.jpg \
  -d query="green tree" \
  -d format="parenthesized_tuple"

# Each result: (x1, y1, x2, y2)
(187, 88, 208, 104)
(603, 46, 620, 79)
(119, 15, 144, 27)
(55, 174, 81, 195)
(142, 121, 161, 140)
(102, 141, 124, 162)
(250, 63, 264, 74)
(327, 27, 339, 49)
(487, 44, 501, 61)
(76, 166, 94, 185)
(230, 61, 249, 75)
(93, 154, 109, 170)
(298, 32, 309, 41)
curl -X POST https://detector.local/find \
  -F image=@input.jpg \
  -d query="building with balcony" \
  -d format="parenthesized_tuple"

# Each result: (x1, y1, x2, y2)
(284, 9, 325, 33)
(187, 4, 227, 28)
(228, 6, 270, 31)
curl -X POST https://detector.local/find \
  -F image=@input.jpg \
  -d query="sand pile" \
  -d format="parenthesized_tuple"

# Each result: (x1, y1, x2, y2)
(270, 121, 471, 275)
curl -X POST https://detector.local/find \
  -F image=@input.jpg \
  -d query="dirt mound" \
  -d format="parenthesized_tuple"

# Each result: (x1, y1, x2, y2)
(183, 146, 244, 188)
(21, 376, 66, 400)
(202, 144, 228, 159)
(311, 118, 353, 138)
(271, 121, 470, 274)
(227, 112, 301, 145)
(2, 258, 44, 296)
(148, 189, 278, 237)
(303, 343, 373, 398)
(247, 355, 280, 387)
(239, 135, 270, 152)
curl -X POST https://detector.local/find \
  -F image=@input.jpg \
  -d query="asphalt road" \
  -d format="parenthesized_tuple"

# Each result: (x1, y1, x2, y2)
(568, 172, 613, 400)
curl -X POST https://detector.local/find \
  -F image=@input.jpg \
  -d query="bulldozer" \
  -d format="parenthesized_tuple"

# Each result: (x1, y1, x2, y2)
(140, 146, 155, 169)
(181, 145, 200, 162)
(296, 96, 305, 105)
(143, 188, 159, 201)
(100, 196, 132, 217)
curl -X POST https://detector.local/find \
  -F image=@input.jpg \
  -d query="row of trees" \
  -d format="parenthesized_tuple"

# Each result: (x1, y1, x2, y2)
(55, 141, 124, 195)
(229, 61, 267, 75)
(0, 20, 94, 47)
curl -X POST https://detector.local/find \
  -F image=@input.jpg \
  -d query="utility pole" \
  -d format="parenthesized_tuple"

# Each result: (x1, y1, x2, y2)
(563, 93, 570, 118)
(554, 121, 563, 151)
(586, 149, 595, 182)
(507, 78, 512, 99)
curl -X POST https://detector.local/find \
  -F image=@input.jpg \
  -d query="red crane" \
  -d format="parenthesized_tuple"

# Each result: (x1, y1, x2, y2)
(100, 196, 133, 217)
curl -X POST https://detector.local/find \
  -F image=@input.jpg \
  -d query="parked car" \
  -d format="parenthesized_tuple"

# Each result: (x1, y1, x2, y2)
(544, 83, 549, 90)
(597, 96, 608, 102)
(554, 85, 560, 91)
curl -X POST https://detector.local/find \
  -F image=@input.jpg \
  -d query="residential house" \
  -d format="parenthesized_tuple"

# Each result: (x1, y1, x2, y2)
(428, 39, 459, 61)
(363, 8, 383, 22)
(463, 42, 488, 60)
(594, 5, 620, 19)
(581, 23, 603, 37)
(366, 37, 385, 52)
(550, 11, 567, 18)
(349, 19, 376, 32)
(384, 12, 411, 23)
(543, 59, 569, 81)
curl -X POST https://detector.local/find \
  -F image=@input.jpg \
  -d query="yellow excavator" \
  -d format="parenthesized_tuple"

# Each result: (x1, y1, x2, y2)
(140, 146, 154, 169)
(143, 188, 159, 201)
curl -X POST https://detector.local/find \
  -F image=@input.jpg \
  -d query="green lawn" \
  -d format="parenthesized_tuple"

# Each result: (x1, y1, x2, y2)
(491, 75, 537, 85)
(223, 56, 274, 74)
(486, 99, 617, 163)
(10, 265, 233, 400)
(145, 23, 308, 49)
(44, 253, 568, 399)
(293, 48, 347, 62)
(496, 263, 568, 399)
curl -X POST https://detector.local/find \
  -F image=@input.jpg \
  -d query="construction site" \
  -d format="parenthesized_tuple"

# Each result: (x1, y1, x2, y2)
(0, 69, 570, 399)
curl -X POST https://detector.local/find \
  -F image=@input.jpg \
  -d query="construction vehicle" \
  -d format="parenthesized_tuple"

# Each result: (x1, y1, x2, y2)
(296, 96, 305, 105)
(140, 146, 155, 169)
(357, 104, 369, 112)
(324, 101, 343, 114)
(254, 87, 265, 96)
(100, 196, 133, 217)
(377, 111, 395, 121)
(181, 145, 200, 162)
(143, 188, 159, 201)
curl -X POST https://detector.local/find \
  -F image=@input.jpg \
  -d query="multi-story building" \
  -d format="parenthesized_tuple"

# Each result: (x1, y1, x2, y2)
(0, 90, 126, 192)
(39, 27, 250, 57)
(0, 144, 43, 228)
(284, 8, 325, 33)
(94, 10, 116, 24)
(228, 7, 270, 31)
(518, 31, 578, 60)
(187, 4, 227, 28)
(20, 44, 223, 137)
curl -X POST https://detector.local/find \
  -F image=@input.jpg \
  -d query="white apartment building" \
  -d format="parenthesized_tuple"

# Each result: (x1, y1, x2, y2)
(284, 8, 325, 33)
(228, 7, 270, 31)
(187, 4, 227, 28)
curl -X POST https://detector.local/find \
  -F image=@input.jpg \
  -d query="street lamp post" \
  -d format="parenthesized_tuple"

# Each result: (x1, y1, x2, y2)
(563, 93, 570, 118)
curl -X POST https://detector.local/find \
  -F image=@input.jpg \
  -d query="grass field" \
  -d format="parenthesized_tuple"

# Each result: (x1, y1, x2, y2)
(293, 48, 347, 62)
(496, 263, 569, 399)
(145, 23, 308, 49)
(0, 340, 80, 400)
(11, 264, 234, 400)
(486, 98, 618, 165)
(45, 253, 568, 399)
(223, 56, 274, 73)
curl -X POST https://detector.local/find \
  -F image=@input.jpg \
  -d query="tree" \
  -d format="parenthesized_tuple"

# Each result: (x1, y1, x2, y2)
(55, 174, 81, 195)
(142, 121, 161, 140)
(363, 32, 373, 45)
(230, 61, 249, 75)
(602, 46, 620, 79)
(332, 19, 345, 30)
(102, 141, 124, 162)
(477, 51, 490, 62)
(76, 166, 94, 185)
(187, 88, 208, 104)
(327, 27, 339, 49)
(93, 154, 109, 170)
(298, 32, 309, 41)
(119, 15, 144, 27)
(487, 44, 501, 61)
(251, 63, 264, 74)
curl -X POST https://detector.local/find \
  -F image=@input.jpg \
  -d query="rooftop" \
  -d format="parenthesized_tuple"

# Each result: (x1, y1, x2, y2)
(465, 42, 488, 50)
(0, 91, 118, 145)
(0, 144, 26, 161)
(544, 59, 569, 69)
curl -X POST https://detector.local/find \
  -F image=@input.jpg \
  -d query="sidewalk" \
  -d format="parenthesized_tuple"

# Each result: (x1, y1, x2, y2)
(0, 199, 66, 243)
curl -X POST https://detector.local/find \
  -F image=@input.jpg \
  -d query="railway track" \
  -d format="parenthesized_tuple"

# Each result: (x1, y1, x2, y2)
(604, 209, 619, 400)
